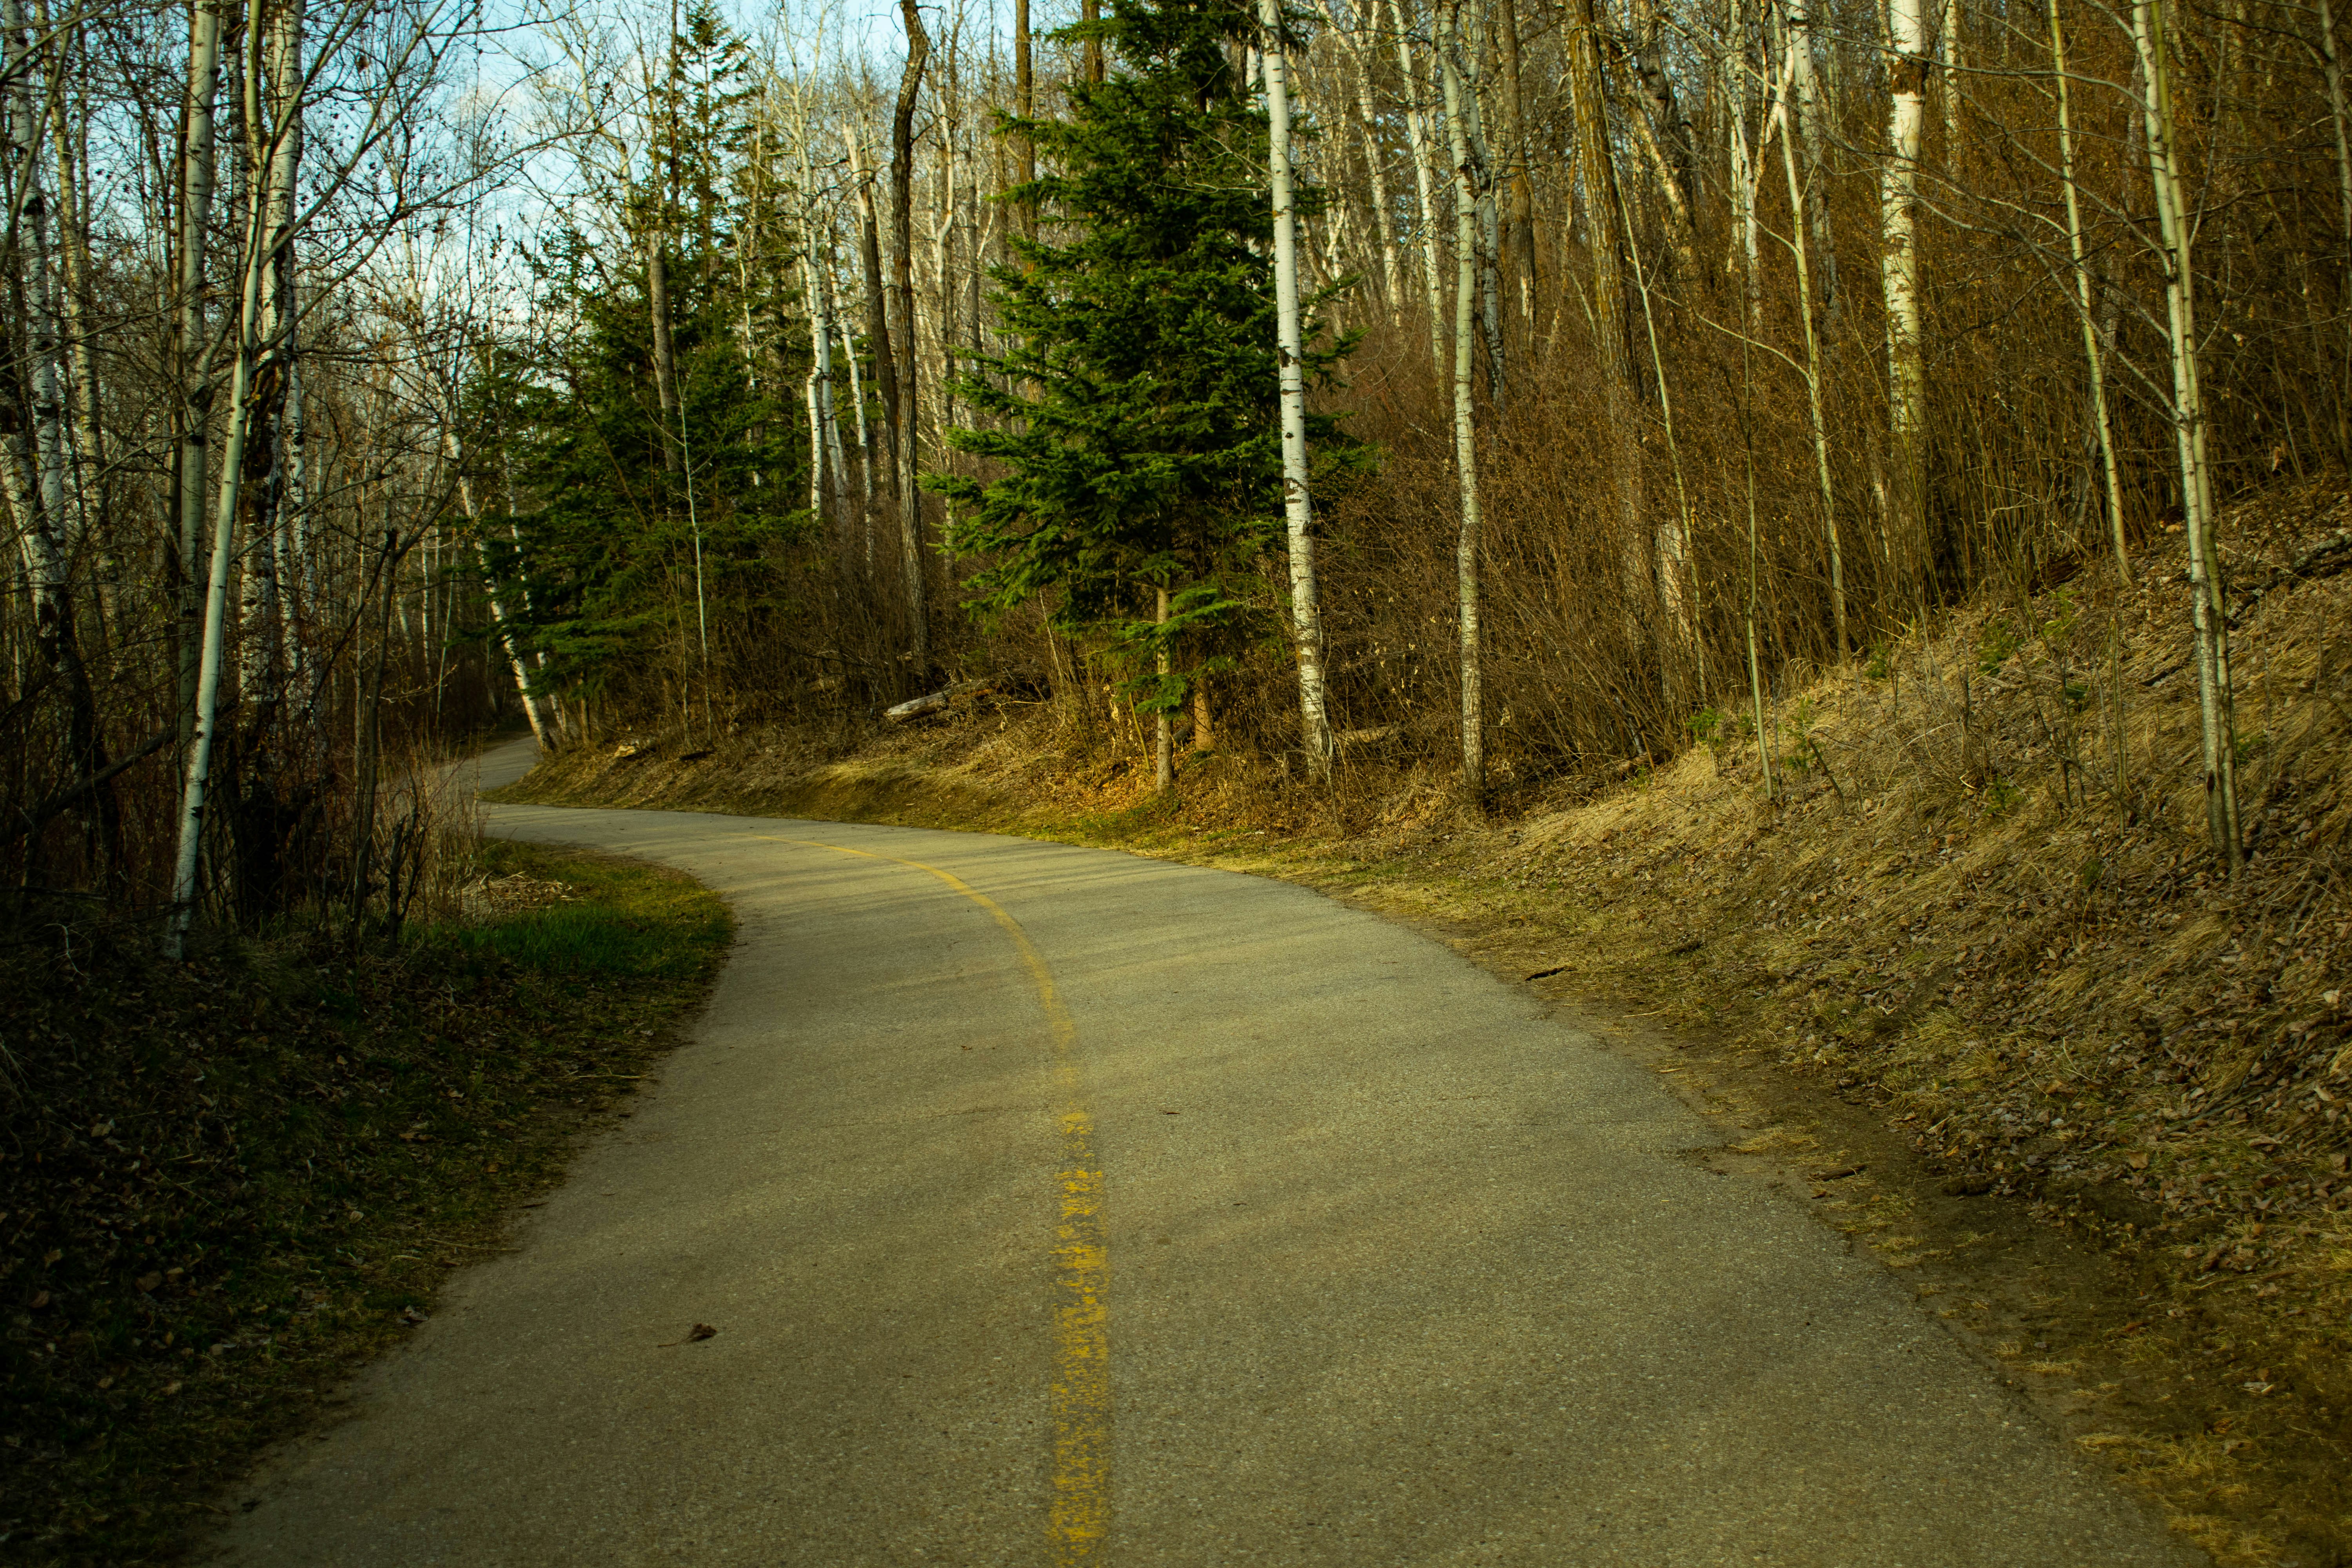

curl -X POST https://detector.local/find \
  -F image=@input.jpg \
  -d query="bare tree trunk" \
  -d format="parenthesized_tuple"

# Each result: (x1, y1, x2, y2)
(646, 232, 683, 477)
(453, 439, 548, 746)
(1728, 0, 1763, 327)
(6, 0, 111, 874)
(49, 33, 101, 559)
(1775, 62, 1847, 654)
(1440, 1, 1483, 808)
(1882, 0, 1930, 593)
(1328, 13, 1402, 321)
(1262, 0, 1334, 780)
(168, 51, 276, 957)
(240, 0, 303, 741)
(2048, 0, 2126, 575)
(1786, 0, 1841, 324)
(1568, 0, 1643, 586)
(1628, 0, 1698, 281)
(1455, 33, 1505, 404)
(176, 0, 223, 746)
(1015, 0, 1035, 230)
(1390, 0, 1449, 374)
(2135, 0, 2242, 870)
(893, 0, 931, 687)
(1154, 585, 1172, 794)
(848, 127, 898, 508)
(1496, 0, 1536, 310)
(1614, 121, 1699, 686)
(1942, 0, 1964, 175)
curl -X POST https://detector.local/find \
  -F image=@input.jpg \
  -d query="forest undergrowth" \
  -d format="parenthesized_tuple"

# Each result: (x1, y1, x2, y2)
(0, 843, 731, 1567)
(497, 476, 2352, 1565)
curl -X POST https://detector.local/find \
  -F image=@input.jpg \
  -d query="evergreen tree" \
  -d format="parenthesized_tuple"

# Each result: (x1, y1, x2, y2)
(931, 0, 1358, 721)
(483, 5, 815, 717)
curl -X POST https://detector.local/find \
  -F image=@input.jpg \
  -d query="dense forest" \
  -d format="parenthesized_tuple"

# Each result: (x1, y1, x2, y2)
(1, 0, 2345, 938)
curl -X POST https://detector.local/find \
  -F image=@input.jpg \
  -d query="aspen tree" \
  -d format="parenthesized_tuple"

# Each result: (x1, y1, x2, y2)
(1566, 0, 1642, 586)
(893, 0, 931, 686)
(1439, 0, 1483, 806)
(169, 0, 284, 957)
(1771, 51, 1846, 653)
(2134, 0, 2243, 869)
(1262, 0, 1334, 778)
(846, 125, 898, 514)
(644, 46, 684, 481)
(176, 0, 225, 745)
(1390, 0, 1450, 373)
(1784, 0, 1839, 323)
(2046, 0, 2125, 575)
(1318, 3, 1401, 321)
(1495, 0, 1535, 309)
(1626, 0, 1697, 281)
(453, 435, 550, 746)
(1881, 0, 1929, 590)
(1726, 0, 1764, 327)
(1453, 21, 1504, 404)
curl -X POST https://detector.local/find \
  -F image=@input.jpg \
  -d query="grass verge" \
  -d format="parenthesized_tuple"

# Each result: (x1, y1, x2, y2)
(0, 841, 731, 1566)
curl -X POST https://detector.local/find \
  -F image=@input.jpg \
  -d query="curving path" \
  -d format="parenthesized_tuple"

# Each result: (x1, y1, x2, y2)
(208, 737, 2198, 1567)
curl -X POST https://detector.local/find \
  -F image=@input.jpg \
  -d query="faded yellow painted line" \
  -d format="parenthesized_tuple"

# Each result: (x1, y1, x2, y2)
(756, 836, 1110, 1563)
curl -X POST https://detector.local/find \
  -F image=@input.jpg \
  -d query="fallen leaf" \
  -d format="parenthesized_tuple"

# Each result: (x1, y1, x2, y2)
(135, 1273, 162, 1293)
(2126, 1153, 2149, 1169)
(28, 1292, 48, 1310)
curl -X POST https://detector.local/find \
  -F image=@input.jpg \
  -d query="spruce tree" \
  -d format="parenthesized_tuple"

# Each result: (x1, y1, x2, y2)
(931, 0, 1357, 728)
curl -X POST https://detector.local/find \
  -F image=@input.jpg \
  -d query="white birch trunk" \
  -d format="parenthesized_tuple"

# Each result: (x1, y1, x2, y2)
(176, 0, 223, 743)
(1456, 31, 1505, 405)
(1881, 0, 1930, 590)
(451, 436, 548, 746)
(1786, 0, 1841, 323)
(2134, 0, 2242, 869)
(1439, 2, 1484, 805)
(1262, 0, 1334, 780)
(167, 74, 276, 957)
(4, 0, 70, 697)
(1942, 0, 1964, 174)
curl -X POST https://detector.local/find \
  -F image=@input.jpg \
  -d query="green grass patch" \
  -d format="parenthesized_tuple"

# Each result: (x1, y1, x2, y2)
(431, 842, 732, 980)
(0, 846, 730, 1567)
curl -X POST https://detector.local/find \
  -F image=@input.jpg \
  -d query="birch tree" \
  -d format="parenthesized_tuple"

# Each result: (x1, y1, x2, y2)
(1439, 0, 1483, 805)
(1262, 0, 1334, 779)
(2134, 0, 2242, 869)
(1881, 0, 1930, 590)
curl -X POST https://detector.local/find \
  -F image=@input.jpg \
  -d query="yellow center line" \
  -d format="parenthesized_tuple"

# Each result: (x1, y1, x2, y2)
(755, 835, 1109, 1563)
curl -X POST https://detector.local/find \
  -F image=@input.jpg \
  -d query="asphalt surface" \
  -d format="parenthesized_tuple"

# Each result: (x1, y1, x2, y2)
(208, 737, 2200, 1567)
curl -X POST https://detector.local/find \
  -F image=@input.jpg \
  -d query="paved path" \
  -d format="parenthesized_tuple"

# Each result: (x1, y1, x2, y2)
(209, 738, 2196, 1567)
